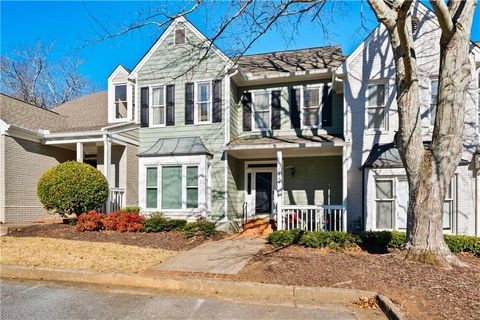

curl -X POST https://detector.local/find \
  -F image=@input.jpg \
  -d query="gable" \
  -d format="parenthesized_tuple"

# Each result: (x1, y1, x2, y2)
(130, 16, 231, 79)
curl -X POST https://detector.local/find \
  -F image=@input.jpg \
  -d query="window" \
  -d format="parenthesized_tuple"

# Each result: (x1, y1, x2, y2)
(146, 168, 158, 209)
(375, 176, 455, 231)
(175, 29, 186, 45)
(375, 179, 394, 229)
(430, 79, 439, 126)
(186, 166, 199, 208)
(303, 87, 321, 127)
(367, 83, 386, 130)
(145, 164, 200, 210)
(151, 85, 165, 126)
(196, 82, 211, 123)
(114, 85, 127, 119)
(162, 166, 182, 209)
(253, 91, 270, 130)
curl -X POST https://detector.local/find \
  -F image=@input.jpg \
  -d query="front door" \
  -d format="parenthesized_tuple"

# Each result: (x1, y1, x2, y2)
(255, 172, 272, 214)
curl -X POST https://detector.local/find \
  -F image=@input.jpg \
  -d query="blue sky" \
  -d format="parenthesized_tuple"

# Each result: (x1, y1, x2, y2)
(2, 1, 479, 90)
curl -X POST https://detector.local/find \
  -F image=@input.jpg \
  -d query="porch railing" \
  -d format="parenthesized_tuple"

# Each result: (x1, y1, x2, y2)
(280, 205, 346, 232)
(102, 188, 125, 213)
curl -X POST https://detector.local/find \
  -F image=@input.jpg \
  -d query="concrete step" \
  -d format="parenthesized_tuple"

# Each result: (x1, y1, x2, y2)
(241, 218, 273, 236)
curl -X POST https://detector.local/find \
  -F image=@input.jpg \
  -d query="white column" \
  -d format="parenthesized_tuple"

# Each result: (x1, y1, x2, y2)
(76, 143, 84, 162)
(276, 150, 283, 230)
(342, 145, 348, 232)
(103, 134, 111, 212)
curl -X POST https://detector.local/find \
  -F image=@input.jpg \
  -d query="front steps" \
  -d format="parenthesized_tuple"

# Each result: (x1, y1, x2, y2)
(240, 218, 273, 237)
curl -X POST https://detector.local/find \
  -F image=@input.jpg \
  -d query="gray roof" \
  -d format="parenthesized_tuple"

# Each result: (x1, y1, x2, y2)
(228, 134, 344, 148)
(52, 91, 108, 132)
(236, 46, 345, 76)
(0, 93, 65, 131)
(1, 92, 108, 134)
(363, 143, 470, 168)
(138, 137, 212, 157)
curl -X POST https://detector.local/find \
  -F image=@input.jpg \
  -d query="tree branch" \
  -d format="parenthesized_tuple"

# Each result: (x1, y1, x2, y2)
(429, 0, 454, 40)
(367, 0, 396, 29)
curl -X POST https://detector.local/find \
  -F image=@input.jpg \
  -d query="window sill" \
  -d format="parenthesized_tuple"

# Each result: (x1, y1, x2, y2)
(365, 129, 390, 136)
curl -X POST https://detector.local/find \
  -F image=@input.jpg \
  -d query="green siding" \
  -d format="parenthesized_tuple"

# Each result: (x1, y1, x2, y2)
(226, 155, 244, 231)
(232, 79, 343, 139)
(137, 21, 229, 221)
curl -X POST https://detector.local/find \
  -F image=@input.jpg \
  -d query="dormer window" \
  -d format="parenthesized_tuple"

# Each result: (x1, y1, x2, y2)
(175, 29, 186, 45)
(114, 84, 128, 119)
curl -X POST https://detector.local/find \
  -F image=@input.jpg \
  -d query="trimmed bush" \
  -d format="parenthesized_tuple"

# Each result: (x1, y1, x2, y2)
(183, 220, 216, 238)
(122, 206, 141, 213)
(77, 211, 104, 232)
(115, 212, 144, 232)
(143, 213, 187, 233)
(267, 230, 480, 255)
(37, 161, 109, 216)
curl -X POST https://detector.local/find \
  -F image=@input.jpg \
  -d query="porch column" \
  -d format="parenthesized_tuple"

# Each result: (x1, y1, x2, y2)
(103, 134, 111, 212)
(76, 142, 84, 162)
(342, 145, 348, 232)
(276, 150, 283, 230)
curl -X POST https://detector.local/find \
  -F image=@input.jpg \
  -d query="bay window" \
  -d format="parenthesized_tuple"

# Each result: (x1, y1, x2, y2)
(253, 91, 270, 130)
(186, 166, 199, 208)
(146, 167, 158, 209)
(366, 83, 386, 130)
(151, 85, 166, 126)
(196, 81, 211, 123)
(375, 179, 394, 229)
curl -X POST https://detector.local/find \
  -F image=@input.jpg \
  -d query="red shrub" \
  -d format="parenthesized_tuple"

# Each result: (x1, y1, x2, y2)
(76, 211, 104, 232)
(116, 212, 144, 232)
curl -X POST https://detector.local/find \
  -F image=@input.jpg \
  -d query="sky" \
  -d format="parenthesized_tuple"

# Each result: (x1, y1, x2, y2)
(2, 1, 479, 90)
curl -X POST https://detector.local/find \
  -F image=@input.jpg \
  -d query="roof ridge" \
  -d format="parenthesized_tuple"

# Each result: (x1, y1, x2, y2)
(235, 45, 343, 58)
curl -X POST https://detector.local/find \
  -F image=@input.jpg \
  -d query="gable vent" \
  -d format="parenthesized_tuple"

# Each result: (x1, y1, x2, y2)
(411, 16, 419, 33)
(175, 28, 186, 45)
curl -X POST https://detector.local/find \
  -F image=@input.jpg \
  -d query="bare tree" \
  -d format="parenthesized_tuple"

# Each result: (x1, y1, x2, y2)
(0, 42, 95, 108)
(86, 0, 477, 267)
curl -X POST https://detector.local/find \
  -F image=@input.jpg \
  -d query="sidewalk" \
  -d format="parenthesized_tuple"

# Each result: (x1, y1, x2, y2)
(146, 236, 266, 275)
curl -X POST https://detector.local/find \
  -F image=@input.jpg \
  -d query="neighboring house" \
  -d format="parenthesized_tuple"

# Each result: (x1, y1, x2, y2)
(0, 92, 139, 223)
(1, 1, 479, 236)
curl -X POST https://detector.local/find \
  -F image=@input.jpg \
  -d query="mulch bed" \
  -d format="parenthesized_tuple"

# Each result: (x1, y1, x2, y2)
(235, 245, 480, 320)
(7, 223, 226, 251)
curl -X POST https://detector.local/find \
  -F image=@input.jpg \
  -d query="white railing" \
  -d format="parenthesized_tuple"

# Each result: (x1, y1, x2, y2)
(280, 205, 346, 232)
(107, 188, 125, 212)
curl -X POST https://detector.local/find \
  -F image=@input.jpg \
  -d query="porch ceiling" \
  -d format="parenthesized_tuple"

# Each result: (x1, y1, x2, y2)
(226, 135, 344, 159)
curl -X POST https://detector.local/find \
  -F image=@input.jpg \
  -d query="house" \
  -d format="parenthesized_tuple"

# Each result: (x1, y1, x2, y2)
(1, 1, 479, 236)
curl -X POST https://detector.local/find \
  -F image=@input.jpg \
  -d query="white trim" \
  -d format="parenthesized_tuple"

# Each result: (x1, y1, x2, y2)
(0, 119, 10, 135)
(149, 83, 167, 127)
(44, 138, 103, 145)
(107, 65, 130, 82)
(0, 133, 5, 223)
(194, 80, 213, 124)
(111, 134, 139, 147)
(130, 16, 232, 78)
(243, 160, 278, 217)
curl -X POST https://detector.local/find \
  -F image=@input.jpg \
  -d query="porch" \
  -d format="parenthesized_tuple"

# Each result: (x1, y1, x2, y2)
(226, 135, 348, 232)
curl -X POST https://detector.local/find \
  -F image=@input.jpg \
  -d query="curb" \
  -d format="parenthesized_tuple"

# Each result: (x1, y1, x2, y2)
(1, 264, 404, 319)
(377, 294, 406, 320)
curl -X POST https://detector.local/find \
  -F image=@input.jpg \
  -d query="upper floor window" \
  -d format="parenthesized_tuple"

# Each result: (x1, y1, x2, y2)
(430, 79, 439, 126)
(114, 85, 128, 119)
(366, 83, 386, 130)
(253, 91, 270, 131)
(196, 81, 211, 123)
(151, 85, 166, 126)
(175, 29, 186, 45)
(303, 87, 321, 128)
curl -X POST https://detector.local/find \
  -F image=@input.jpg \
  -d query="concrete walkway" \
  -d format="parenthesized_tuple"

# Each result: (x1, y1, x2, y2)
(149, 237, 266, 274)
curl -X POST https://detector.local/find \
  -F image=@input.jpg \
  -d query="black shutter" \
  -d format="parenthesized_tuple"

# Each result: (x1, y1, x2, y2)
(321, 83, 333, 127)
(290, 88, 301, 129)
(140, 87, 149, 127)
(271, 90, 281, 130)
(242, 92, 252, 131)
(166, 84, 175, 126)
(212, 80, 222, 123)
(185, 82, 194, 125)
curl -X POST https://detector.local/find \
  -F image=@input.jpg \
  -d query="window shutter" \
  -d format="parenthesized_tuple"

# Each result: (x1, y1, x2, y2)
(242, 92, 252, 131)
(212, 80, 222, 123)
(271, 90, 281, 130)
(140, 87, 149, 127)
(321, 83, 333, 127)
(290, 88, 301, 129)
(166, 84, 175, 126)
(185, 82, 194, 125)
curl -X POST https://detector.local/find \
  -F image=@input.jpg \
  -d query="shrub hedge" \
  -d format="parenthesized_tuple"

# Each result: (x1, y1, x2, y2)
(267, 230, 480, 255)
(76, 210, 144, 232)
(182, 219, 217, 238)
(143, 213, 187, 232)
(37, 161, 109, 216)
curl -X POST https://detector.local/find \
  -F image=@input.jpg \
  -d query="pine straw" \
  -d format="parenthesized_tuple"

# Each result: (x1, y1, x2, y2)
(0, 236, 178, 273)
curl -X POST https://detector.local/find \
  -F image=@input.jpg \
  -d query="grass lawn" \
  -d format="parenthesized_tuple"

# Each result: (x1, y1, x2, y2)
(1, 236, 177, 273)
